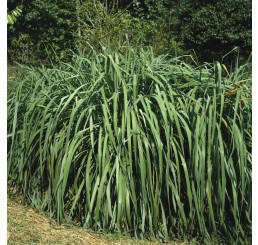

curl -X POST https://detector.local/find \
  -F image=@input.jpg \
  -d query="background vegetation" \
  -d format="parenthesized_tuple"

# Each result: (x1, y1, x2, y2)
(8, 0, 251, 64)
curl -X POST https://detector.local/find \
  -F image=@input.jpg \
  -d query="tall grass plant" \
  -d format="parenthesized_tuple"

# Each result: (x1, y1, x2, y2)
(7, 43, 252, 244)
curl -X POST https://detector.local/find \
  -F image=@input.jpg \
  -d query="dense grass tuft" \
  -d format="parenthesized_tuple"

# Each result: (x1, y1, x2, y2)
(7, 44, 252, 244)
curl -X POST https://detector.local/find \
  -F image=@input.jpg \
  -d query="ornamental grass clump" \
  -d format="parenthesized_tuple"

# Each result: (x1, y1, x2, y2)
(7, 43, 251, 244)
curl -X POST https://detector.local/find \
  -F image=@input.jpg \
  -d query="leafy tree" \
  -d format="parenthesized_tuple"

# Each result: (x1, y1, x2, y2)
(171, 0, 252, 62)
(7, 0, 251, 64)
(127, 0, 251, 62)
(8, 0, 78, 63)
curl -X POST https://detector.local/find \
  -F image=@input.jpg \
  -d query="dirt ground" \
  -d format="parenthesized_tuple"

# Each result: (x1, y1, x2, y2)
(7, 197, 186, 245)
(7, 197, 117, 245)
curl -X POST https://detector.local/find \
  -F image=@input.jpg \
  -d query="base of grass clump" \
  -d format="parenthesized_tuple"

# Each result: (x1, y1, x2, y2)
(7, 43, 252, 244)
(8, 192, 193, 244)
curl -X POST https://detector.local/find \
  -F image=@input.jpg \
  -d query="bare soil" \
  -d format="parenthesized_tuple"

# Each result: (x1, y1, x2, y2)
(7, 197, 186, 245)
(7, 197, 116, 244)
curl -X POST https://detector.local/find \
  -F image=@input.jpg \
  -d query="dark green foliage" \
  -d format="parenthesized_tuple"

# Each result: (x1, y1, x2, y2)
(8, 0, 251, 64)
(8, 0, 183, 63)
(8, 0, 78, 63)
(127, 0, 251, 63)
(168, 0, 252, 63)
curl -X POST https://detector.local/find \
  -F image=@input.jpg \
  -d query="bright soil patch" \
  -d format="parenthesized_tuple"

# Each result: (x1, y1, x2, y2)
(7, 197, 185, 245)
(7, 198, 117, 245)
